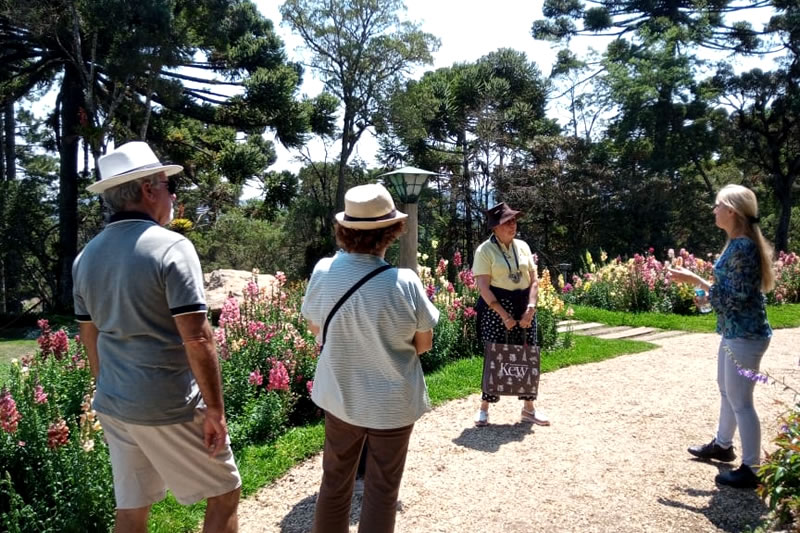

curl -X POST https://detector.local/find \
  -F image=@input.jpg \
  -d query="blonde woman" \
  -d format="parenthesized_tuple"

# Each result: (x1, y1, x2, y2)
(669, 184, 774, 489)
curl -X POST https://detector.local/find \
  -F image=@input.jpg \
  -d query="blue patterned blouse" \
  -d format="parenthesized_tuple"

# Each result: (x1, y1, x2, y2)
(708, 237, 772, 339)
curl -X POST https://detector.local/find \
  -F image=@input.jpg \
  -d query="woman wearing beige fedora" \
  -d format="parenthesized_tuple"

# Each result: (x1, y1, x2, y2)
(472, 202, 549, 427)
(301, 183, 439, 533)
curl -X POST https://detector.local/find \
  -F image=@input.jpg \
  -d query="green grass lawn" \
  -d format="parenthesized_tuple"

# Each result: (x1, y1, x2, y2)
(568, 303, 800, 332)
(149, 334, 656, 532)
(0, 338, 37, 385)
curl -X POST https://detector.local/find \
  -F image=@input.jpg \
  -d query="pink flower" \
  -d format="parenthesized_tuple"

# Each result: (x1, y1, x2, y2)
(1, 389, 21, 433)
(268, 361, 290, 392)
(562, 283, 573, 293)
(453, 251, 462, 268)
(275, 271, 287, 286)
(47, 419, 70, 449)
(448, 310, 456, 321)
(306, 380, 314, 395)
(215, 328, 229, 360)
(17, 441, 25, 447)
(246, 281, 259, 298)
(458, 269, 476, 289)
(436, 259, 447, 276)
(447, 282, 454, 293)
(52, 330, 69, 360)
(248, 369, 263, 386)
(426, 284, 435, 300)
(464, 306, 477, 318)
(219, 297, 240, 327)
(34, 384, 48, 404)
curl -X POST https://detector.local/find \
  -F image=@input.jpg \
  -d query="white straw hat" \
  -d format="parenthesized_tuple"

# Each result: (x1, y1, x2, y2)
(87, 141, 183, 194)
(335, 183, 408, 229)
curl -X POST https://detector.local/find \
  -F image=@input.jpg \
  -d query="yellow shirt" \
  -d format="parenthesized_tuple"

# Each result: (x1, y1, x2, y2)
(472, 237, 537, 291)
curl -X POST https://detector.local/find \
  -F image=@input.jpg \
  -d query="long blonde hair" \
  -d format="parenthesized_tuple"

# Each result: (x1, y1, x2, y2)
(716, 184, 775, 292)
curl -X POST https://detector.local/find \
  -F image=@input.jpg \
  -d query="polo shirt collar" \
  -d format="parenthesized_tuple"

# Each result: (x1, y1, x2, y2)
(109, 211, 158, 224)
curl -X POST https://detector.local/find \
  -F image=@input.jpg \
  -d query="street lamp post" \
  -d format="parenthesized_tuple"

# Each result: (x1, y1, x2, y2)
(379, 166, 438, 273)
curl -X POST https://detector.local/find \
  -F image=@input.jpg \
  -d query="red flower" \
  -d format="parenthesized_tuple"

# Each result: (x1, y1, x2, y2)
(47, 419, 70, 449)
(0, 389, 21, 434)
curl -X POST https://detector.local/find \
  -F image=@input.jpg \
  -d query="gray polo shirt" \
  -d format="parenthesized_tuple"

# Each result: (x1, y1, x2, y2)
(72, 212, 207, 425)
(302, 251, 439, 429)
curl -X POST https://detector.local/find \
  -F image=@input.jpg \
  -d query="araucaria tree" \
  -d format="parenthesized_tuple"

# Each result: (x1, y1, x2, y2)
(0, 0, 335, 311)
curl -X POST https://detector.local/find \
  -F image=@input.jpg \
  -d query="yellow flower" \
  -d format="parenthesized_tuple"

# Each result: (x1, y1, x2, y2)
(422, 253, 429, 261)
(431, 240, 439, 249)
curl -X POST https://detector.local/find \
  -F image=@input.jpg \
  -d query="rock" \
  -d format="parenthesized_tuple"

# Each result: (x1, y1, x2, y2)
(204, 269, 278, 320)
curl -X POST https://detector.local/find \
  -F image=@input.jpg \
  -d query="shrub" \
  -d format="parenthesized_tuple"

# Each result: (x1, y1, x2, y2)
(214, 272, 320, 450)
(562, 248, 714, 314)
(758, 406, 800, 529)
(0, 321, 114, 532)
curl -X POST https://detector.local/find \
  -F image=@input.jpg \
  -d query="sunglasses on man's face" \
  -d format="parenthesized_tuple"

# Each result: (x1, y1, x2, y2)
(159, 179, 178, 195)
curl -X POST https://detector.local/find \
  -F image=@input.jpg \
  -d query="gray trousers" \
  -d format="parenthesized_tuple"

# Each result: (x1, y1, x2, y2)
(715, 336, 771, 467)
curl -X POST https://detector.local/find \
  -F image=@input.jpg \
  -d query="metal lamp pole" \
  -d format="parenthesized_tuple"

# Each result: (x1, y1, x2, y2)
(379, 166, 438, 273)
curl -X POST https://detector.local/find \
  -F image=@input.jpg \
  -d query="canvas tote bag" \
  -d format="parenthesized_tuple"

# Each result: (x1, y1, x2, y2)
(481, 326, 540, 397)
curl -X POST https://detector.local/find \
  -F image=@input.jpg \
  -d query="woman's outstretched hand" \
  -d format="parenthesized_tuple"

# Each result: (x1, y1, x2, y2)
(667, 266, 696, 285)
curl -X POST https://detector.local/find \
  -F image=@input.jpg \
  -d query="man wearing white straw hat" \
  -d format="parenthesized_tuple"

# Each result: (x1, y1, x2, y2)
(73, 142, 241, 532)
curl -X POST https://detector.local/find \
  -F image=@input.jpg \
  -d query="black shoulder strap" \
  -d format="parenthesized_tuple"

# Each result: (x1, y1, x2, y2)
(322, 264, 394, 346)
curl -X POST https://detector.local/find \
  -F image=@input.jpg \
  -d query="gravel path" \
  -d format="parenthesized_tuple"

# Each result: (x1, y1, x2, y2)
(237, 328, 800, 533)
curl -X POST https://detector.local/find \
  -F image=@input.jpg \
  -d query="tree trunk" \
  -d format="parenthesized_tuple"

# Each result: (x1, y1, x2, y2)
(0, 107, 5, 315)
(336, 110, 356, 212)
(56, 65, 82, 312)
(774, 176, 793, 253)
(4, 101, 14, 181)
(460, 130, 474, 265)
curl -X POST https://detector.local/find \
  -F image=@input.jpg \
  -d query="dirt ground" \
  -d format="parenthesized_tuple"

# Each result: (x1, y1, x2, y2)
(236, 328, 800, 532)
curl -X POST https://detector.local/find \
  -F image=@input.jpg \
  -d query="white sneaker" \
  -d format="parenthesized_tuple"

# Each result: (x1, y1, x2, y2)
(474, 409, 489, 427)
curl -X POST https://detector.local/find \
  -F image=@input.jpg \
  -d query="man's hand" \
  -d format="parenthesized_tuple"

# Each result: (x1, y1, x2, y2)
(203, 406, 228, 457)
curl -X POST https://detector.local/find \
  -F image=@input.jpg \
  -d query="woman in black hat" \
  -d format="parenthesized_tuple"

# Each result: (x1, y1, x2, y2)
(471, 202, 549, 427)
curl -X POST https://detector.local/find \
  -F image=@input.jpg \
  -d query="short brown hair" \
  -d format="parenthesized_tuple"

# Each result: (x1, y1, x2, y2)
(335, 220, 406, 255)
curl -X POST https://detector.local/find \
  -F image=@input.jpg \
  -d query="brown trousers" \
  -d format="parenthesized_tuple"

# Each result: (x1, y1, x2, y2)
(311, 412, 415, 533)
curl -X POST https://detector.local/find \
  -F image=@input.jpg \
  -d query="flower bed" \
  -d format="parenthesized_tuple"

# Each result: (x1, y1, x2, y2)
(1, 256, 571, 531)
(0, 321, 114, 532)
(562, 248, 800, 314)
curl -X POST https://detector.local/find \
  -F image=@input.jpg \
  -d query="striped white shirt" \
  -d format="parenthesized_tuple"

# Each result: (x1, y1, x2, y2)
(302, 251, 439, 429)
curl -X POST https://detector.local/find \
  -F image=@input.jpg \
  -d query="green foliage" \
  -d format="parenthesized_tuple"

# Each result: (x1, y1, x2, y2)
(563, 248, 715, 314)
(0, 322, 114, 532)
(215, 276, 320, 450)
(758, 407, 800, 529)
(189, 210, 291, 275)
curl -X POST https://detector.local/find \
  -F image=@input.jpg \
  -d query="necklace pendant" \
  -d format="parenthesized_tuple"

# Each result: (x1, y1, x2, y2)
(509, 272, 521, 283)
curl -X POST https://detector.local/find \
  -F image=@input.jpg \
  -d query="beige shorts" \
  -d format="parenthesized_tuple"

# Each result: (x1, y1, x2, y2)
(97, 408, 241, 509)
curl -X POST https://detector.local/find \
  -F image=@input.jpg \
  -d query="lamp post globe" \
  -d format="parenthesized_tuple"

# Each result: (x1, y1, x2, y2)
(378, 166, 439, 273)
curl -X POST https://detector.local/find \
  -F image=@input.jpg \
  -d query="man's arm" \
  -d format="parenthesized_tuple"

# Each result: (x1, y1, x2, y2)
(78, 322, 100, 379)
(173, 312, 227, 457)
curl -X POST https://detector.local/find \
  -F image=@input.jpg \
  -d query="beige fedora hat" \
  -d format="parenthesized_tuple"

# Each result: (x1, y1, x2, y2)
(87, 141, 183, 194)
(335, 183, 408, 229)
